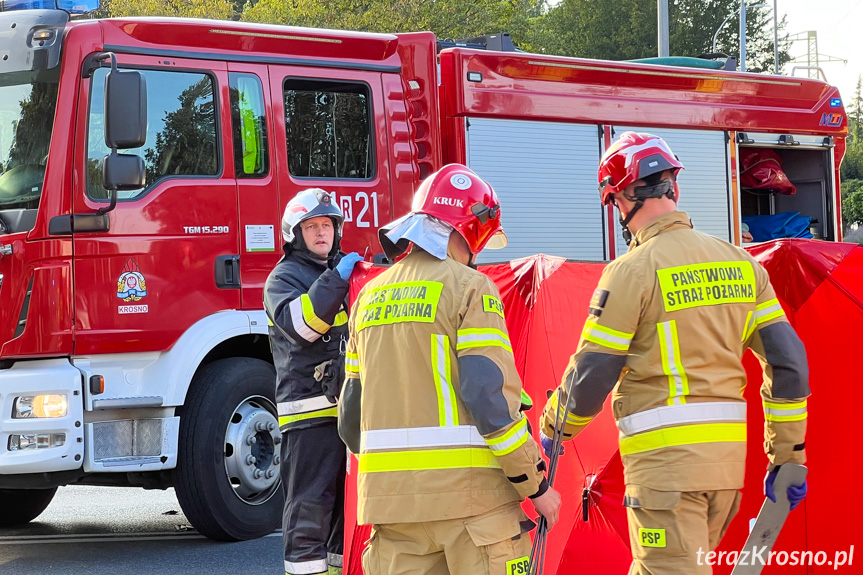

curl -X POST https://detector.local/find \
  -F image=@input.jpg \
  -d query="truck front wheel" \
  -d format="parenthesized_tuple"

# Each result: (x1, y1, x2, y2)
(0, 487, 57, 527)
(174, 357, 283, 541)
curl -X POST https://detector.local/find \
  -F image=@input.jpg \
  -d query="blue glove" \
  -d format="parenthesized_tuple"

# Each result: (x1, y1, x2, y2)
(540, 431, 564, 459)
(335, 252, 362, 280)
(765, 468, 808, 510)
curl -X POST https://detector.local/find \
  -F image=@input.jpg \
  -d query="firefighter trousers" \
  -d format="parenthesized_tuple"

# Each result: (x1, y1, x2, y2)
(624, 486, 742, 575)
(361, 502, 533, 575)
(281, 423, 346, 575)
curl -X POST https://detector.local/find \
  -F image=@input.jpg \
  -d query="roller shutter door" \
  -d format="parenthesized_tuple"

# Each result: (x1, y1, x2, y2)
(466, 118, 605, 263)
(611, 127, 731, 258)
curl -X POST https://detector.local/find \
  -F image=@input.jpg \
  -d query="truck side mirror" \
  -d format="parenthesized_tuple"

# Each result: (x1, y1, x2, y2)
(99, 152, 145, 215)
(104, 61, 147, 149)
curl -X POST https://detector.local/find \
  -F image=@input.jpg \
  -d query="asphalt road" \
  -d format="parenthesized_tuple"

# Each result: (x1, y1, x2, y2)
(0, 485, 283, 575)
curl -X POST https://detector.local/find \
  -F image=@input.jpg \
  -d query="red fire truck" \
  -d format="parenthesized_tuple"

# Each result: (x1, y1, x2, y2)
(0, 1, 847, 540)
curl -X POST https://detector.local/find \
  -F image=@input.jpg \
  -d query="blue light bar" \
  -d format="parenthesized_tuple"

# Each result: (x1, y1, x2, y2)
(0, 0, 99, 12)
(57, 0, 98, 13)
(830, 98, 842, 107)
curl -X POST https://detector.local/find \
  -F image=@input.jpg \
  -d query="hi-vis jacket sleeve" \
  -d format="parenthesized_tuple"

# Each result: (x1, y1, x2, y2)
(264, 268, 348, 347)
(744, 264, 810, 469)
(338, 296, 362, 454)
(540, 261, 641, 439)
(456, 274, 548, 500)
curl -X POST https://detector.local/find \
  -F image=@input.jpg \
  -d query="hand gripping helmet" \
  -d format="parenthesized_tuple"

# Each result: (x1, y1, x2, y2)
(597, 132, 684, 206)
(411, 164, 507, 254)
(281, 188, 344, 256)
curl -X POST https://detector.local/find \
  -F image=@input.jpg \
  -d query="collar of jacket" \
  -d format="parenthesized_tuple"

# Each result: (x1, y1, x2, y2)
(633, 210, 693, 246)
(282, 245, 339, 271)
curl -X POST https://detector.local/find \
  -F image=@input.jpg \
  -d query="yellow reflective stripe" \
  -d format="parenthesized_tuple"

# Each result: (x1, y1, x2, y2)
(764, 400, 807, 410)
(300, 294, 330, 334)
(333, 310, 348, 327)
(358, 448, 500, 473)
(656, 261, 756, 312)
(619, 423, 747, 456)
(485, 418, 529, 455)
(582, 320, 633, 351)
(345, 351, 360, 374)
(741, 311, 757, 342)
(279, 406, 337, 426)
(456, 328, 513, 353)
(765, 412, 808, 422)
(658, 320, 689, 406)
(431, 334, 458, 427)
(754, 298, 785, 325)
(764, 400, 807, 422)
(549, 392, 592, 427)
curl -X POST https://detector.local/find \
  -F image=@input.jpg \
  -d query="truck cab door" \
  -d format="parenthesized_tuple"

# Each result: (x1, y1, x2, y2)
(227, 63, 280, 310)
(72, 54, 240, 356)
(267, 66, 392, 258)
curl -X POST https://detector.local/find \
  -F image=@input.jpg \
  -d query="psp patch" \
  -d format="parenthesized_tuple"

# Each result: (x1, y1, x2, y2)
(505, 556, 530, 575)
(638, 528, 666, 548)
(589, 288, 609, 317)
(483, 295, 505, 318)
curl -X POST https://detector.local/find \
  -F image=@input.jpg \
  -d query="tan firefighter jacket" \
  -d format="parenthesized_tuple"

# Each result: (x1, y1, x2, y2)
(338, 249, 548, 525)
(540, 211, 810, 492)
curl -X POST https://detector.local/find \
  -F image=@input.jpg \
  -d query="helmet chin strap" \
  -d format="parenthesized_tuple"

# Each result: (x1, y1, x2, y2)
(615, 179, 675, 246)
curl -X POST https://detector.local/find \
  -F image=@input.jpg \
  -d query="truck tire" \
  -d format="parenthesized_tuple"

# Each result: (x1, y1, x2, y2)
(0, 487, 57, 526)
(174, 357, 283, 541)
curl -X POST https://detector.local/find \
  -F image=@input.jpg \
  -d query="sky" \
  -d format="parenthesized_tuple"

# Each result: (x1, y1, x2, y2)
(778, 0, 862, 104)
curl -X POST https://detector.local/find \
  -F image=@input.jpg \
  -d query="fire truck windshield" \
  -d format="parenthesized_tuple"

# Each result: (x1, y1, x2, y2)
(0, 70, 59, 214)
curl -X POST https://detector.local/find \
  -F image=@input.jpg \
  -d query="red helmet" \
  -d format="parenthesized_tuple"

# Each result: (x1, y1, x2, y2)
(598, 132, 684, 205)
(411, 164, 507, 254)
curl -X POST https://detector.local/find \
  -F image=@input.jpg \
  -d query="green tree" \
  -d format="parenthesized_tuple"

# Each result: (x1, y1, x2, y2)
(841, 77, 863, 182)
(103, 0, 237, 19)
(532, 0, 789, 71)
(841, 179, 863, 227)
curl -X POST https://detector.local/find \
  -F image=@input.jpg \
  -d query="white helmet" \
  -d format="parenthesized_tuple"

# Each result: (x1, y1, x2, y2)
(281, 188, 344, 247)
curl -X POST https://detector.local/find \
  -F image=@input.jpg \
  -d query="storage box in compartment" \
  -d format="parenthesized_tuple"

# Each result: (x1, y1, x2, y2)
(739, 146, 833, 241)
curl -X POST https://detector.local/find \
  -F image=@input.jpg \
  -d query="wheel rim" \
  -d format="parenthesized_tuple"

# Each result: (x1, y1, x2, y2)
(223, 395, 281, 505)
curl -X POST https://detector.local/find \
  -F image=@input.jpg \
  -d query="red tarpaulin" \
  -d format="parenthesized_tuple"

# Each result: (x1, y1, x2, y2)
(345, 242, 856, 574)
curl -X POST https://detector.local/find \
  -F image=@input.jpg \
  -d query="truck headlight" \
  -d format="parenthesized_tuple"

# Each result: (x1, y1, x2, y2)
(13, 394, 68, 418)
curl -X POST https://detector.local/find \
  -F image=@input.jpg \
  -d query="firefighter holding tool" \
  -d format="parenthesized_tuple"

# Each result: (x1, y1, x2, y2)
(338, 164, 561, 575)
(539, 132, 810, 575)
(264, 188, 361, 575)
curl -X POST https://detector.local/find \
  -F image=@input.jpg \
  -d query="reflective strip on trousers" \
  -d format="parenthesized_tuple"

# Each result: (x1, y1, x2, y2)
(582, 320, 633, 351)
(278, 396, 337, 426)
(617, 401, 747, 436)
(657, 320, 689, 406)
(361, 425, 486, 451)
(279, 395, 334, 415)
(485, 417, 529, 455)
(359, 447, 500, 473)
(431, 333, 458, 426)
(764, 399, 808, 422)
(288, 297, 323, 343)
(285, 558, 328, 575)
(619, 422, 747, 456)
(456, 328, 513, 353)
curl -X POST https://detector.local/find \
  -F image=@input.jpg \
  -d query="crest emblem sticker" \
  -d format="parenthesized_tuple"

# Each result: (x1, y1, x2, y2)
(117, 258, 148, 310)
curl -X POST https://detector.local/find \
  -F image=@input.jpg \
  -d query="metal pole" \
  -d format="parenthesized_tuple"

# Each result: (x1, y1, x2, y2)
(740, 0, 747, 72)
(773, 0, 779, 73)
(658, 0, 670, 57)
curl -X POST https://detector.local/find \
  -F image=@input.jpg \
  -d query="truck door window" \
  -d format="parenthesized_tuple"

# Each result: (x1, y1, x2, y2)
(229, 73, 268, 178)
(283, 79, 372, 179)
(86, 68, 219, 200)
